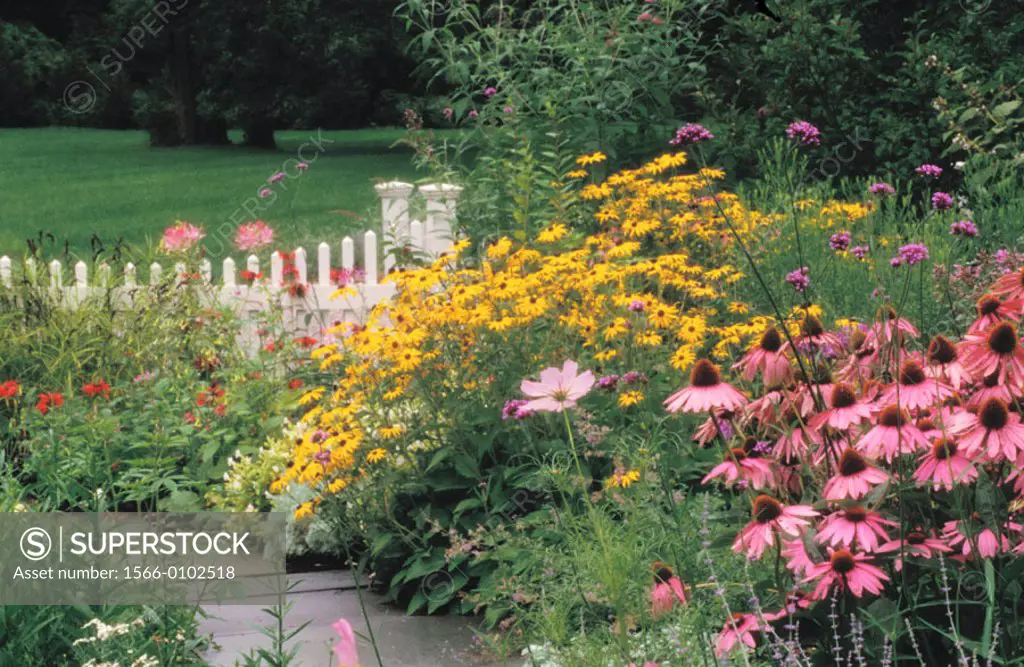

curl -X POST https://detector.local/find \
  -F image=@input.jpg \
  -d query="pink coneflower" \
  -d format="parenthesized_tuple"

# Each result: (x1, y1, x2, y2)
(692, 409, 735, 446)
(913, 438, 977, 490)
(830, 232, 851, 252)
(916, 163, 943, 178)
(856, 405, 930, 462)
(809, 382, 872, 431)
(782, 538, 816, 577)
(960, 321, 1024, 386)
(715, 613, 761, 657)
(991, 269, 1024, 301)
(784, 314, 846, 355)
(881, 360, 952, 411)
(733, 328, 791, 387)
(869, 182, 895, 196)
(732, 495, 817, 561)
(443, 107, 454, 120)
(160, 221, 205, 253)
(871, 305, 919, 347)
(969, 294, 1022, 334)
(950, 220, 978, 237)
(823, 449, 888, 500)
(669, 123, 714, 145)
(520, 360, 595, 413)
(703, 447, 775, 490)
(943, 517, 1022, 560)
(235, 220, 275, 251)
(925, 335, 972, 388)
(650, 563, 688, 619)
(786, 120, 821, 146)
(932, 192, 954, 210)
(773, 421, 822, 460)
(967, 371, 1016, 409)
(805, 549, 889, 599)
(878, 530, 951, 571)
(816, 506, 895, 552)
(501, 399, 532, 420)
(664, 359, 747, 413)
(954, 397, 1024, 461)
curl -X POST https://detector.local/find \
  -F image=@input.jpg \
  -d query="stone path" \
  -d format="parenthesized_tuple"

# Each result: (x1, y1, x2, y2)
(200, 571, 517, 667)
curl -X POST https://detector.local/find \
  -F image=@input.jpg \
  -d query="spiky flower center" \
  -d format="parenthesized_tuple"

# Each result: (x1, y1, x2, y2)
(830, 549, 857, 574)
(844, 506, 868, 523)
(690, 359, 721, 387)
(802, 315, 825, 338)
(759, 327, 783, 352)
(753, 495, 783, 524)
(978, 295, 1001, 316)
(830, 383, 857, 409)
(729, 447, 748, 462)
(653, 562, 674, 583)
(906, 531, 926, 545)
(979, 397, 1009, 431)
(927, 335, 957, 364)
(933, 438, 957, 460)
(839, 449, 868, 476)
(877, 305, 899, 322)
(988, 322, 1018, 356)
(879, 404, 908, 428)
(899, 361, 926, 386)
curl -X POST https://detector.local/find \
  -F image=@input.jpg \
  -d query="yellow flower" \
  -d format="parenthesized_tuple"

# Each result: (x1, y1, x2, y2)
(670, 345, 696, 371)
(618, 391, 644, 408)
(566, 169, 588, 179)
(677, 316, 707, 344)
(728, 302, 750, 315)
(647, 302, 678, 329)
(487, 237, 514, 259)
(577, 151, 607, 166)
(595, 349, 618, 362)
(379, 425, 404, 440)
(634, 331, 663, 347)
(294, 501, 315, 520)
(604, 469, 641, 488)
(537, 223, 569, 243)
(366, 448, 387, 463)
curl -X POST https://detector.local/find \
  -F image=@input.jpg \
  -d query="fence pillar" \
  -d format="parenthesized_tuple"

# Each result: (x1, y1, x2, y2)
(419, 183, 463, 258)
(374, 181, 414, 274)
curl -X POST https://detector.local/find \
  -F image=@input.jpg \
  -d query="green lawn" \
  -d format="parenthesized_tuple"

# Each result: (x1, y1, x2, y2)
(0, 127, 436, 264)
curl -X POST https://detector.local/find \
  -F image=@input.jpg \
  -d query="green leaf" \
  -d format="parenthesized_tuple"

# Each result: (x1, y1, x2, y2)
(992, 100, 1021, 119)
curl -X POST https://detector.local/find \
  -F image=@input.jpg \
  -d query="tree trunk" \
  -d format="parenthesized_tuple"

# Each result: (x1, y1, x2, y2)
(168, 25, 197, 144)
(243, 123, 277, 149)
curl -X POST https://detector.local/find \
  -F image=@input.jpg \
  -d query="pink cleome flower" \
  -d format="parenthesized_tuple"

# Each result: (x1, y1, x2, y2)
(235, 221, 275, 252)
(160, 221, 205, 253)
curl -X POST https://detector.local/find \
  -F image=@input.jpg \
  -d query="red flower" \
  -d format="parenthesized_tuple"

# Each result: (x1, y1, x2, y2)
(295, 336, 318, 348)
(240, 269, 263, 283)
(264, 341, 280, 353)
(288, 378, 304, 390)
(184, 411, 196, 424)
(0, 380, 19, 399)
(213, 404, 227, 417)
(82, 380, 111, 399)
(287, 283, 308, 298)
(36, 392, 64, 415)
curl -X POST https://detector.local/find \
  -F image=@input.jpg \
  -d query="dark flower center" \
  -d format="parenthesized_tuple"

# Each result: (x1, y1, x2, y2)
(978, 295, 1001, 316)
(830, 383, 857, 409)
(839, 449, 868, 476)
(877, 305, 899, 322)
(933, 438, 957, 460)
(742, 437, 762, 458)
(753, 495, 783, 524)
(653, 562, 674, 583)
(850, 329, 868, 353)
(879, 405, 908, 428)
(801, 315, 825, 338)
(830, 549, 857, 574)
(899, 361, 926, 386)
(983, 372, 999, 388)
(759, 327, 783, 352)
(730, 447, 748, 461)
(844, 506, 868, 523)
(988, 322, 1018, 356)
(906, 531, 926, 545)
(690, 359, 721, 387)
(927, 335, 958, 365)
(979, 397, 1009, 430)
(917, 418, 935, 431)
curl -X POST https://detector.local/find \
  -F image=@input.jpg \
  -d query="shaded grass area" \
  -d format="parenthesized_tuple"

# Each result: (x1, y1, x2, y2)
(0, 127, 442, 264)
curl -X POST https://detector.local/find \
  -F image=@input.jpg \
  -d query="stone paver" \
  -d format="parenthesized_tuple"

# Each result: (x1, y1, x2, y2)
(201, 571, 517, 667)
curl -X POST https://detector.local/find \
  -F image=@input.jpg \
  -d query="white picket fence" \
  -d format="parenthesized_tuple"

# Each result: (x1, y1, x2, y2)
(0, 181, 461, 339)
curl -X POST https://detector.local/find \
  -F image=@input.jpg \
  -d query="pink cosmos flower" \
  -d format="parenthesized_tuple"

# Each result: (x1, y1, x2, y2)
(856, 405, 930, 462)
(664, 359, 747, 413)
(160, 221, 205, 253)
(732, 327, 791, 387)
(816, 506, 895, 552)
(235, 221, 275, 251)
(805, 549, 889, 600)
(520, 360, 595, 413)
(969, 294, 1023, 334)
(913, 438, 977, 490)
(942, 518, 1022, 560)
(880, 359, 953, 411)
(649, 564, 688, 619)
(953, 397, 1024, 461)
(823, 449, 888, 500)
(715, 613, 761, 656)
(332, 619, 360, 667)
(733, 495, 817, 560)
(809, 382, 872, 431)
